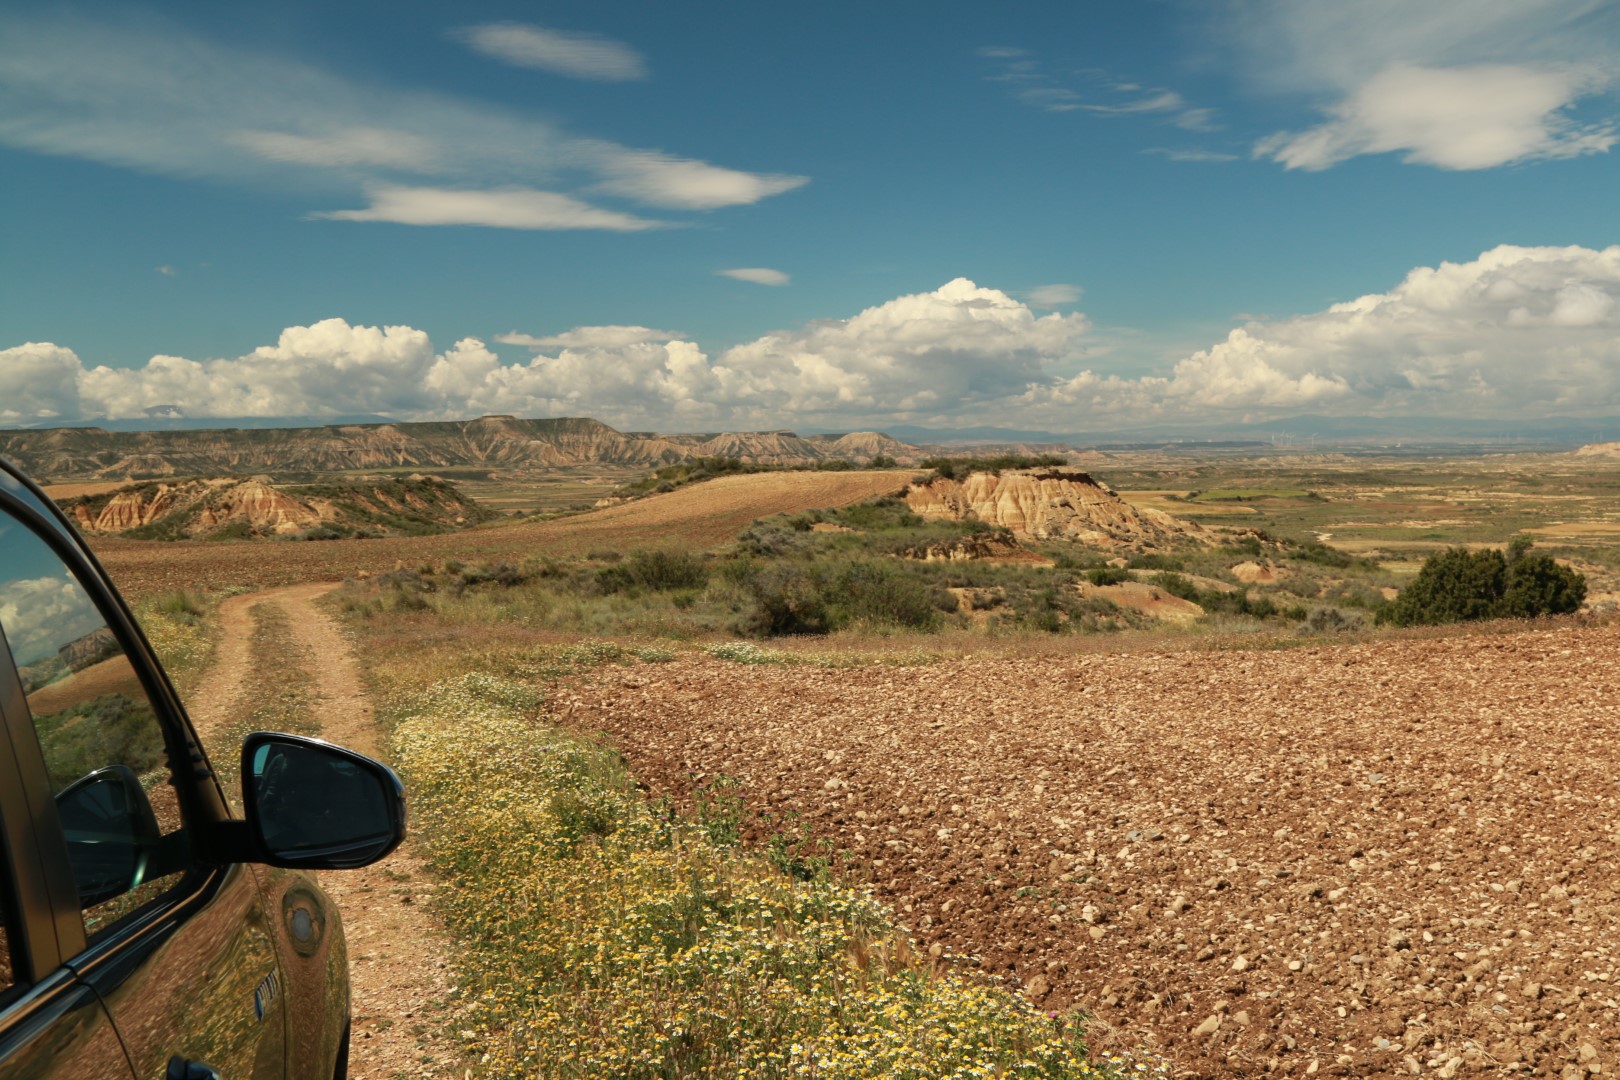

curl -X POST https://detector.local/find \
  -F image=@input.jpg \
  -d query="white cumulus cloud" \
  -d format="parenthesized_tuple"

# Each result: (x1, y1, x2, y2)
(454, 23, 647, 81)
(0, 343, 83, 421)
(1155, 244, 1620, 414)
(8, 248, 1620, 431)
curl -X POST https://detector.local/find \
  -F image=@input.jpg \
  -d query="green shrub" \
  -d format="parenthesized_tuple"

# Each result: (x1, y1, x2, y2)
(1290, 540, 1353, 568)
(736, 563, 832, 636)
(1086, 567, 1130, 586)
(824, 562, 939, 630)
(1376, 539, 1585, 626)
(1148, 572, 1201, 602)
(595, 550, 710, 594)
(1500, 538, 1587, 618)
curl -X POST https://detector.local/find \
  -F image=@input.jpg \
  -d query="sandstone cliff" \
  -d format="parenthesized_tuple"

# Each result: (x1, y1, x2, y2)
(904, 468, 1211, 549)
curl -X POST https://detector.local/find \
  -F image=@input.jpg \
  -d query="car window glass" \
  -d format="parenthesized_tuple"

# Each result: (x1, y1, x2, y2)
(0, 515, 193, 939)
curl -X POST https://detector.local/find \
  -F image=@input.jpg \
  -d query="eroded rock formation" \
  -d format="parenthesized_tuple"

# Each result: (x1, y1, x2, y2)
(905, 468, 1211, 549)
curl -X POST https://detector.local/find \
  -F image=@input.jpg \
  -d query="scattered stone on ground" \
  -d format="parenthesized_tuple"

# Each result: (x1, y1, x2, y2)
(571, 620, 1620, 1079)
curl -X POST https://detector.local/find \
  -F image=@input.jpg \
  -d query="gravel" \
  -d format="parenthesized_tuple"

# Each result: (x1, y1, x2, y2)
(569, 621, 1620, 1077)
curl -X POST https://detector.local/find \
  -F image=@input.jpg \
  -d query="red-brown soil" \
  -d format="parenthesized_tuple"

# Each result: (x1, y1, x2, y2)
(568, 620, 1620, 1078)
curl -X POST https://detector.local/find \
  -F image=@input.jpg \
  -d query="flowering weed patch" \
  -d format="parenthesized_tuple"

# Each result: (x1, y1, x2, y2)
(703, 641, 793, 665)
(136, 589, 215, 695)
(392, 671, 1131, 1079)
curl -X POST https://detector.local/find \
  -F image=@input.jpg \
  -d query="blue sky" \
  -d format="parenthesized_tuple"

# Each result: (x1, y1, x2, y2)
(2, 1, 1618, 433)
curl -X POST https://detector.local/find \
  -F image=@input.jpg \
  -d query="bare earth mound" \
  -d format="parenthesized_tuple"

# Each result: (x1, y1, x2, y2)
(907, 469, 1212, 548)
(572, 622, 1620, 1078)
(93, 469, 905, 599)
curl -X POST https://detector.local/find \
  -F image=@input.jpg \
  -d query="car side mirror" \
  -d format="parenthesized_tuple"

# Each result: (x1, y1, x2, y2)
(56, 764, 164, 907)
(241, 733, 406, 870)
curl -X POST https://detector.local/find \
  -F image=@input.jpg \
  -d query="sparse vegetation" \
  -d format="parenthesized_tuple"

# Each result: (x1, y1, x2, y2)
(920, 453, 1069, 480)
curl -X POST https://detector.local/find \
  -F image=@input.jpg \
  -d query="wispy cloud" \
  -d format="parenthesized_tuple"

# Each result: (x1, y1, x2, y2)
(155, 265, 178, 277)
(976, 46, 1219, 132)
(590, 149, 807, 210)
(497, 326, 681, 348)
(454, 23, 647, 81)
(1026, 284, 1083, 307)
(718, 267, 791, 286)
(1081, 90, 1184, 115)
(1256, 63, 1615, 170)
(1232, 0, 1620, 170)
(1145, 147, 1239, 163)
(0, 12, 805, 229)
(312, 185, 664, 231)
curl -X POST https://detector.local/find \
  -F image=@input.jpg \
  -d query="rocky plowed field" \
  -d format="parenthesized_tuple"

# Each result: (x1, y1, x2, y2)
(569, 622, 1620, 1077)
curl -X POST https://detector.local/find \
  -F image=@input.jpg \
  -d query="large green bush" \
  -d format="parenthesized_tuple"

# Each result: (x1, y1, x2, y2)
(1376, 539, 1585, 626)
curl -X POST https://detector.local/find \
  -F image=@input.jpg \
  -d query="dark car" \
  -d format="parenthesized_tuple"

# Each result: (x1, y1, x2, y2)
(0, 457, 405, 1080)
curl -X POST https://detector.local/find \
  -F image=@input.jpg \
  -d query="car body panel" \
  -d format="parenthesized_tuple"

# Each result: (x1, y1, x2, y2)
(75, 864, 287, 1080)
(0, 972, 132, 1080)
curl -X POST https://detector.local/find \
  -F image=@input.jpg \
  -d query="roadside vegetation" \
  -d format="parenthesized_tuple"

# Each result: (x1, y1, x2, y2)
(134, 589, 216, 696)
(385, 668, 1143, 1078)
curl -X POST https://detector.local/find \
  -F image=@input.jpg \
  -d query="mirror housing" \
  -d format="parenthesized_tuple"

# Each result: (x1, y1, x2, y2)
(241, 732, 406, 870)
(56, 764, 164, 906)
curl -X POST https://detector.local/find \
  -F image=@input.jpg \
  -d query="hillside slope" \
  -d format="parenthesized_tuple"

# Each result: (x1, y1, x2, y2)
(1, 415, 921, 481)
(93, 469, 907, 597)
(61, 475, 489, 539)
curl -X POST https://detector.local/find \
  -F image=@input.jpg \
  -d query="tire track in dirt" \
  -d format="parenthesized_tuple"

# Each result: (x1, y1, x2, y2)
(187, 583, 465, 1079)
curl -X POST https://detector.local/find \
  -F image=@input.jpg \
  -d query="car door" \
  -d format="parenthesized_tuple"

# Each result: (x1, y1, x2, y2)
(0, 481, 288, 1079)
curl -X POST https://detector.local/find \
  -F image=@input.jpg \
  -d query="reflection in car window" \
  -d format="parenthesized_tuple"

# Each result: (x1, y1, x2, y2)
(0, 514, 193, 938)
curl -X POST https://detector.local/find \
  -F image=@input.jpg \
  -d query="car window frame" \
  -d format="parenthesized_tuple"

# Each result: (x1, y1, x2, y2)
(0, 466, 237, 978)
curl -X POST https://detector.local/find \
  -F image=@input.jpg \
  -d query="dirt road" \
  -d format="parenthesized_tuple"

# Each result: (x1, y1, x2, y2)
(187, 583, 463, 1079)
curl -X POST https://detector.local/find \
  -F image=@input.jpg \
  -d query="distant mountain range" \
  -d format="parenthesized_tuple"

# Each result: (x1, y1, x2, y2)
(867, 415, 1620, 448)
(0, 415, 921, 483)
(6, 411, 1614, 484)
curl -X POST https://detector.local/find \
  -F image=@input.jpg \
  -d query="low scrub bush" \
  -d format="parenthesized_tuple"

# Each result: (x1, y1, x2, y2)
(1376, 538, 1586, 627)
(596, 550, 710, 595)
